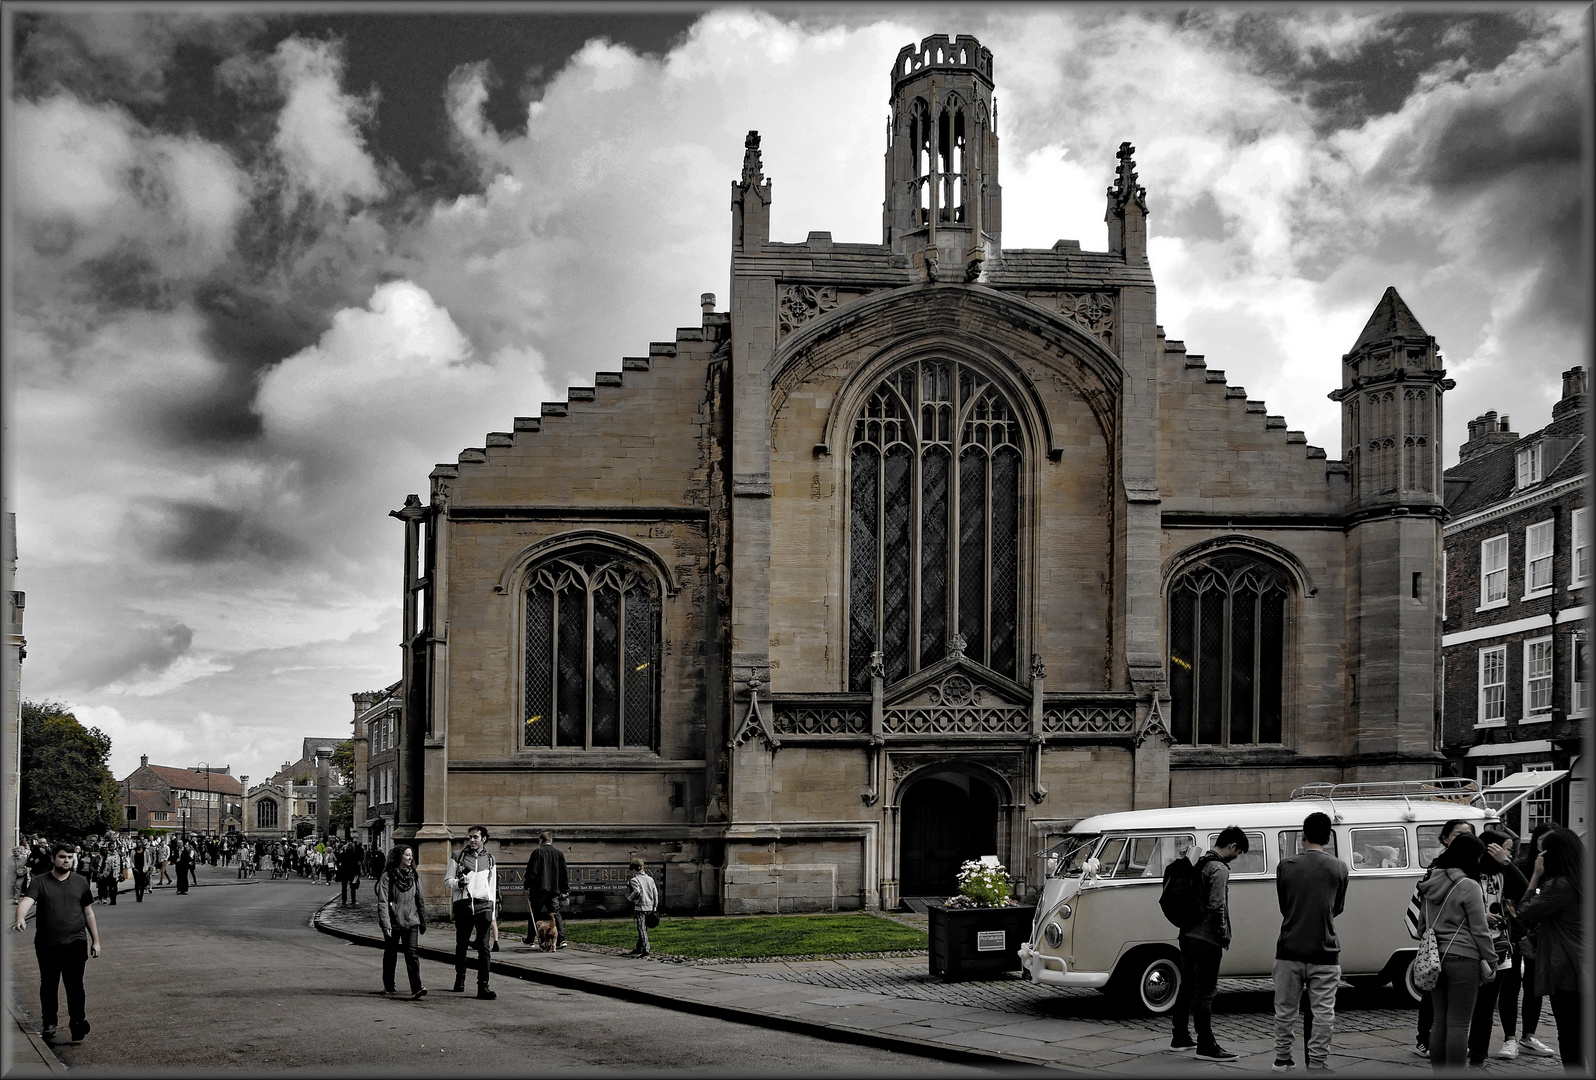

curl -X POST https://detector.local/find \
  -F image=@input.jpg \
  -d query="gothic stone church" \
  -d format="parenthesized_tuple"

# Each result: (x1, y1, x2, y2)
(386, 35, 1449, 912)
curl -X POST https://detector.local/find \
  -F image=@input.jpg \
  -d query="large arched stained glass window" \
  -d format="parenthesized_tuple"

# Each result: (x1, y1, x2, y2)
(524, 552, 659, 750)
(849, 359, 1022, 690)
(1167, 554, 1288, 746)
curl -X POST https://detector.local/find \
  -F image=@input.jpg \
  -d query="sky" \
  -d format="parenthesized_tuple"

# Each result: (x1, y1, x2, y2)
(4, 5, 1589, 787)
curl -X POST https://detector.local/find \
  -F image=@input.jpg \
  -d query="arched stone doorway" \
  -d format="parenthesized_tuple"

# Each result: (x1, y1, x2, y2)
(898, 770, 1000, 899)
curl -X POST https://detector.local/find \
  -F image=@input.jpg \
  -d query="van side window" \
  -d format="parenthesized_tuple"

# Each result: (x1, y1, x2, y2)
(1109, 834, 1197, 878)
(1416, 826, 1446, 868)
(1351, 827, 1410, 870)
(1093, 836, 1128, 877)
(1280, 830, 1338, 859)
(1206, 831, 1267, 875)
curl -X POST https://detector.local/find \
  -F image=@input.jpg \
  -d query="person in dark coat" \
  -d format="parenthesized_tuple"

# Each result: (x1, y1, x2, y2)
(375, 845, 428, 999)
(1465, 830, 1528, 1065)
(1515, 827, 1586, 1072)
(336, 843, 362, 906)
(175, 842, 196, 895)
(523, 831, 570, 949)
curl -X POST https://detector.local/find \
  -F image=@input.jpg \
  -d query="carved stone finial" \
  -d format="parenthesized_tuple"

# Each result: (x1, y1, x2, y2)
(1107, 141, 1147, 215)
(741, 130, 763, 186)
(403, 494, 423, 508)
(1029, 654, 1046, 681)
(746, 675, 764, 695)
(946, 632, 967, 661)
(868, 651, 885, 680)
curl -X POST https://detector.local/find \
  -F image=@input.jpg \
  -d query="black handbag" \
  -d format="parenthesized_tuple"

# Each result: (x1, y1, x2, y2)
(644, 912, 660, 929)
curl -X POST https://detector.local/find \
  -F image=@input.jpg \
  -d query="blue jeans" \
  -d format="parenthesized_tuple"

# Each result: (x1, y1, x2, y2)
(1430, 955, 1483, 1069)
(1273, 960, 1339, 1065)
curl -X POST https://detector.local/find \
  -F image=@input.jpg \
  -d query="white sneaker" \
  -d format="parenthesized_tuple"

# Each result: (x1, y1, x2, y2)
(1496, 1038, 1519, 1060)
(1519, 1035, 1556, 1057)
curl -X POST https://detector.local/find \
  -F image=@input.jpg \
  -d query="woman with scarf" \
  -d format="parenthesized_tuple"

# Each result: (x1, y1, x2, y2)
(1465, 829, 1526, 1065)
(375, 845, 428, 1000)
(1515, 827, 1586, 1072)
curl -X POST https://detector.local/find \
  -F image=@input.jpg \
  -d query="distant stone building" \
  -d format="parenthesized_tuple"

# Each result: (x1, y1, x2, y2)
(244, 738, 349, 840)
(1441, 368, 1588, 837)
(389, 35, 1455, 912)
(351, 682, 402, 854)
(118, 758, 244, 836)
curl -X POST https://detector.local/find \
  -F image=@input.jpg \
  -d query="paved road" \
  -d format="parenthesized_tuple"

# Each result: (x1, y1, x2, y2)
(6, 866, 989, 1075)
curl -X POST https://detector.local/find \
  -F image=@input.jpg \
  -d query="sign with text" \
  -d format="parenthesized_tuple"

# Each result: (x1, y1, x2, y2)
(976, 930, 1006, 952)
(496, 863, 662, 894)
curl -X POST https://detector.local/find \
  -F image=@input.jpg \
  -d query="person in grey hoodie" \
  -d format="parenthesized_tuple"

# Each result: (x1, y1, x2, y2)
(1416, 833, 1496, 1070)
(375, 845, 428, 1000)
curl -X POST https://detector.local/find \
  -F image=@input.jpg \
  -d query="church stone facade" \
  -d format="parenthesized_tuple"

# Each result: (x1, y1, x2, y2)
(389, 36, 1449, 913)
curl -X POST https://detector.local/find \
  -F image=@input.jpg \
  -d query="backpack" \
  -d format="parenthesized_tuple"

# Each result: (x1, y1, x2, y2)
(1410, 878, 1465, 992)
(1159, 853, 1215, 930)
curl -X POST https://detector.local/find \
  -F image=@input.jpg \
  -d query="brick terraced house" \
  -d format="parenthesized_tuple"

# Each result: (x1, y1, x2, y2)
(387, 35, 1463, 913)
(1441, 368, 1589, 838)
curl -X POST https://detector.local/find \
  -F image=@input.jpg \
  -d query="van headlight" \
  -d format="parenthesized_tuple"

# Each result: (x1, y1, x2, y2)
(1044, 922, 1064, 948)
(1057, 903, 1072, 920)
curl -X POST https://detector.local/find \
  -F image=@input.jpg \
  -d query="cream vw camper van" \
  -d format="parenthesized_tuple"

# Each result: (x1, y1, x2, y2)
(1018, 780, 1498, 1014)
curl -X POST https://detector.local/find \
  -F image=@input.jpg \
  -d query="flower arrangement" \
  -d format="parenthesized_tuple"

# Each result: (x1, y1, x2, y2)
(942, 858, 1015, 909)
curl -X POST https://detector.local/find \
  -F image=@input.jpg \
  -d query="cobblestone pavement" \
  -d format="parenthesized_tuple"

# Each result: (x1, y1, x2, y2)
(316, 899, 1570, 1074)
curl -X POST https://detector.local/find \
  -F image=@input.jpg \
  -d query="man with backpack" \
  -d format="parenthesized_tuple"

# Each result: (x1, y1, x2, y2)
(1165, 825, 1248, 1061)
(1270, 811, 1348, 1073)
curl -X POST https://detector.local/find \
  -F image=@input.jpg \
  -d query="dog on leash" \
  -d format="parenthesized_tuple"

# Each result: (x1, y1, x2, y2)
(533, 915, 558, 951)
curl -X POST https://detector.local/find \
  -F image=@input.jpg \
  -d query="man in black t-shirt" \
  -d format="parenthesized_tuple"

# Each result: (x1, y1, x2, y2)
(13, 843, 101, 1043)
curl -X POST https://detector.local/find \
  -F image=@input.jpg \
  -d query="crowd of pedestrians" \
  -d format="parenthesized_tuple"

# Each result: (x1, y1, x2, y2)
(1163, 815, 1586, 1074)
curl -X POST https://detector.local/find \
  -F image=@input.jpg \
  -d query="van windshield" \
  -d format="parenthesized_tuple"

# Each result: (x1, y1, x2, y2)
(1041, 834, 1101, 878)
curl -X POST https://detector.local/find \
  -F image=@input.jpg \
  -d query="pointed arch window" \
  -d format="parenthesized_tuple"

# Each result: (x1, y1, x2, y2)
(1167, 554, 1288, 746)
(256, 799, 278, 830)
(848, 359, 1022, 690)
(524, 551, 660, 750)
(909, 98, 932, 226)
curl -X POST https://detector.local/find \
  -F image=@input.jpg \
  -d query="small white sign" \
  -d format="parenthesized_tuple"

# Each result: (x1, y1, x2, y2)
(976, 930, 1006, 952)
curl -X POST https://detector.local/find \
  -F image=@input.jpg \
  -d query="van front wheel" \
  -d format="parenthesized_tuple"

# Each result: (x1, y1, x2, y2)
(1110, 948, 1183, 1016)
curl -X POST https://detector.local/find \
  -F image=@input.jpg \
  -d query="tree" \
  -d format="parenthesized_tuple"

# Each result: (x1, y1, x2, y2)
(330, 738, 354, 782)
(329, 789, 355, 834)
(20, 700, 119, 839)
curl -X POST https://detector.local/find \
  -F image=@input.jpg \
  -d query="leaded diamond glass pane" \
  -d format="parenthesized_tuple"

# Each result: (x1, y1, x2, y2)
(1197, 586, 1226, 745)
(592, 583, 620, 748)
(1170, 584, 1196, 743)
(849, 445, 879, 691)
(1258, 585, 1285, 743)
(920, 446, 949, 668)
(524, 585, 553, 746)
(623, 583, 654, 748)
(989, 446, 1020, 678)
(882, 445, 913, 684)
(1229, 580, 1258, 744)
(556, 582, 586, 748)
(958, 447, 986, 660)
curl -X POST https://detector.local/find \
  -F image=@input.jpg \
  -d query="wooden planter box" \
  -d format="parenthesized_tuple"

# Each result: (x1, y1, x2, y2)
(927, 903, 1037, 982)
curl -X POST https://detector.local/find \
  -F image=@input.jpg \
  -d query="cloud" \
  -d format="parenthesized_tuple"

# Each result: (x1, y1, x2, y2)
(268, 36, 388, 211)
(59, 619, 195, 693)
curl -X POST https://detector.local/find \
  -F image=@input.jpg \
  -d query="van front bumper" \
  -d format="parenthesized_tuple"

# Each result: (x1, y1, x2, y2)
(1017, 943, 1111, 988)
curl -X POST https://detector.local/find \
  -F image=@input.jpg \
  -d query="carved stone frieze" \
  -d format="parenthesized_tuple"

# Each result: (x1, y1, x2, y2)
(1057, 291, 1117, 349)
(883, 706, 1028, 736)
(1041, 706, 1135, 736)
(777, 285, 839, 339)
(770, 706, 870, 737)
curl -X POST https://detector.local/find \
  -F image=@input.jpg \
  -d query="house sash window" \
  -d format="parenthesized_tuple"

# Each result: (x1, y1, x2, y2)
(1524, 637, 1553, 717)
(1478, 645, 1507, 725)
(1516, 444, 1542, 488)
(1481, 535, 1509, 605)
(1525, 521, 1554, 595)
(1573, 508, 1590, 585)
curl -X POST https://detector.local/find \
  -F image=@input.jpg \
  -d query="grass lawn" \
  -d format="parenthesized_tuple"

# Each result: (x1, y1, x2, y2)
(495, 912, 927, 959)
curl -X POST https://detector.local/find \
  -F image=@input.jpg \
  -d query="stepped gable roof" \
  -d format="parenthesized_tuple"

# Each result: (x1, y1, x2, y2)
(1350, 286, 1430, 353)
(1443, 409, 1587, 518)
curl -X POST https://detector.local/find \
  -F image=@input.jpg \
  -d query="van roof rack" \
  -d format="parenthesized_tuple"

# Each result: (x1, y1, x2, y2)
(1290, 778, 1482, 808)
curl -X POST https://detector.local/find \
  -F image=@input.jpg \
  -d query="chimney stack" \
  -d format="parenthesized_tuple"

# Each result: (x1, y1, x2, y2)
(1458, 410, 1519, 463)
(1553, 365, 1587, 421)
(140, 754, 148, 768)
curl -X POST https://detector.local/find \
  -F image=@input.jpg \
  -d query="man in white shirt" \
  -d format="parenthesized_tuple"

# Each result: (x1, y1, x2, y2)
(446, 826, 498, 999)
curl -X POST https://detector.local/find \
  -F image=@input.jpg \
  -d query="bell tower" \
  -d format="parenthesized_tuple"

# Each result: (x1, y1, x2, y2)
(882, 34, 1001, 281)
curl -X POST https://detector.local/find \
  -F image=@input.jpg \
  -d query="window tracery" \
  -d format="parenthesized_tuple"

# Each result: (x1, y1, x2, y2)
(524, 551, 659, 750)
(848, 359, 1022, 689)
(1167, 554, 1288, 746)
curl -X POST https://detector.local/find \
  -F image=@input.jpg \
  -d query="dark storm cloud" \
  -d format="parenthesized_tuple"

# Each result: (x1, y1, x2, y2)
(141, 500, 308, 565)
(1172, 9, 1540, 134)
(61, 619, 195, 692)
